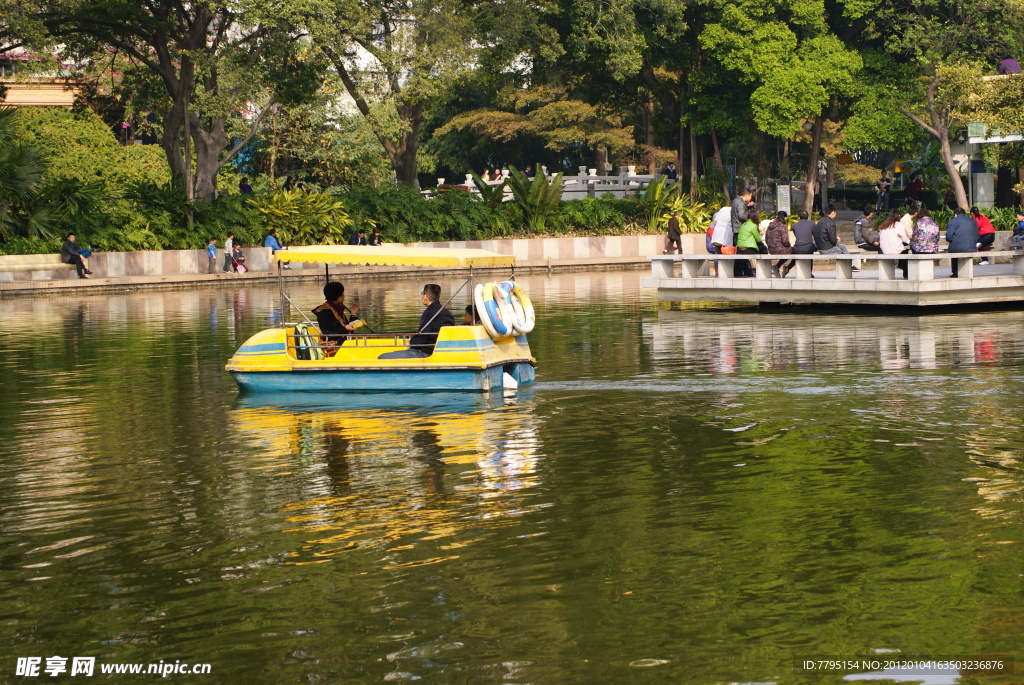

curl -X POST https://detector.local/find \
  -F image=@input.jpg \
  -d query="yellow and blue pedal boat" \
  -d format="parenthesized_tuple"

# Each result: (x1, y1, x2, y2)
(226, 246, 536, 393)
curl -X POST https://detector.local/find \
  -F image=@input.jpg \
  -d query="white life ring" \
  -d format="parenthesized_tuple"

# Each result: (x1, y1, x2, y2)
(474, 282, 515, 338)
(500, 281, 535, 334)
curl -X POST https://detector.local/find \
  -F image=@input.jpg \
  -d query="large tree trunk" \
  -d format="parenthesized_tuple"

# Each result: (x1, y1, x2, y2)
(390, 122, 421, 187)
(191, 117, 230, 202)
(160, 96, 188, 187)
(896, 74, 968, 209)
(938, 133, 968, 209)
(689, 125, 698, 203)
(802, 115, 823, 215)
(326, 49, 423, 188)
(711, 127, 729, 201)
(643, 94, 656, 174)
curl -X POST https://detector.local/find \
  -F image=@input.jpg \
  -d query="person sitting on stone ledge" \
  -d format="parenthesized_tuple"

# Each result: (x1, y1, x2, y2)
(60, 233, 92, 279)
(813, 204, 849, 255)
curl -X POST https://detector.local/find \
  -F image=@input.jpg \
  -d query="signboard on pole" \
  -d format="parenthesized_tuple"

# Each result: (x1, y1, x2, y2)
(777, 183, 791, 215)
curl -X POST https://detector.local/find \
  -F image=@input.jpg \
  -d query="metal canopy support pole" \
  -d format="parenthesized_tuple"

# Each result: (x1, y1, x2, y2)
(277, 261, 284, 319)
(325, 264, 329, 284)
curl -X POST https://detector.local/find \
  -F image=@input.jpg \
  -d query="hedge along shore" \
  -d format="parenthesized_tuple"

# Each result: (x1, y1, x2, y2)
(0, 234, 708, 297)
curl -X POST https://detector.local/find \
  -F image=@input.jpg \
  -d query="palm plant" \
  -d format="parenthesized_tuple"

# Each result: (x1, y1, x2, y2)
(469, 171, 507, 208)
(506, 165, 563, 233)
(642, 175, 680, 233)
(253, 190, 353, 245)
(661, 196, 711, 233)
(0, 107, 50, 240)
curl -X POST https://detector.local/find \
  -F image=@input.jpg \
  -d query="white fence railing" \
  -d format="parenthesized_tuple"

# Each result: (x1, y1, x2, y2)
(435, 166, 666, 201)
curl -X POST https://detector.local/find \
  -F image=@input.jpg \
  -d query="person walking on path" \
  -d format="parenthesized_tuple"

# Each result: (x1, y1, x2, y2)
(906, 173, 923, 203)
(875, 172, 892, 211)
(971, 207, 996, 264)
(813, 205, 849, 255)
(223, 232, 234, 272)
(664, 211, 682, 254)
(878, 209, 910, 279)
(764, 211, 795, 277)
(61, 233, 92, 279)
(945, 207, 979, 278)
(910, 208, 940, 254)
(207, 237, 217, 274)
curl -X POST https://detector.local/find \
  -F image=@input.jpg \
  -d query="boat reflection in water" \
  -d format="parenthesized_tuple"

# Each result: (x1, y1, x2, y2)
(230, 391, 541, 567)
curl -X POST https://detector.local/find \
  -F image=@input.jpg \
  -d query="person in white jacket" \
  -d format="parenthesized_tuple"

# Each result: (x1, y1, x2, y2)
(877, 209, 909, 279)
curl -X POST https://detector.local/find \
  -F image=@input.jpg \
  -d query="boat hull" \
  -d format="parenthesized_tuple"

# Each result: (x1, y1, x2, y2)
(226, 325, 536, 393)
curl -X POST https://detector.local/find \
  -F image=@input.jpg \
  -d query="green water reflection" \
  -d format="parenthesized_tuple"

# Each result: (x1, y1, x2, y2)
(0, 271, 1022, 684)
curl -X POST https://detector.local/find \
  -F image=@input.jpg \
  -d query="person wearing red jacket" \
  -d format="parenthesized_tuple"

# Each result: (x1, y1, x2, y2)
(971, 207, 996, 265)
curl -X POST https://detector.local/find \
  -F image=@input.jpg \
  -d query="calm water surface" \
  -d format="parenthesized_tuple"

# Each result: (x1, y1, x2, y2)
(0, 270, 1022, 684)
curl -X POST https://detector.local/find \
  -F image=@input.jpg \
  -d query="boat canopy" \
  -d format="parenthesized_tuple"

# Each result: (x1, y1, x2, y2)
(274, 245, 515, 269)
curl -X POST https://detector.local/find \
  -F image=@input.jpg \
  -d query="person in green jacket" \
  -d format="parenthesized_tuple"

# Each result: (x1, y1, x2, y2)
(734, 213, 765, 277)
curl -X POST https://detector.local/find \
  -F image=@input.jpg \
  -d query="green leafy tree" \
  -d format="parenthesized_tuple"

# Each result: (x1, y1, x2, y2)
(873, 0, 1012, 209)
(699, 0, 865, 213)
(30, 0, 320, 201)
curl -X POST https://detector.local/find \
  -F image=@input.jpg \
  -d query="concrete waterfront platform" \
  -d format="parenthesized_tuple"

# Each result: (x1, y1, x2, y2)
(642, 252, 1024, 307)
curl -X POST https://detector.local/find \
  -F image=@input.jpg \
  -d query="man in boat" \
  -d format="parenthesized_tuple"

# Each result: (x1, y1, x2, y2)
(312, 282, 360, 355)
(378, 284, 455, 359)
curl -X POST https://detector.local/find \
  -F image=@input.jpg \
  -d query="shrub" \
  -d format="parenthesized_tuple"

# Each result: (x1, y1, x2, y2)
(253, 190, 352, 245)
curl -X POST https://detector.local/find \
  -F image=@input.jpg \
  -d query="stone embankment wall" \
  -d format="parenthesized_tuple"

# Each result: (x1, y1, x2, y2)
(1, 230, 1016, 288)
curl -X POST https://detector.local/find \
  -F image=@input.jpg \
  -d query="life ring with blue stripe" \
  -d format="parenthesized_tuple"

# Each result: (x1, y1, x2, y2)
(499, 280, 535, 334)
(474, 282, 514, 338)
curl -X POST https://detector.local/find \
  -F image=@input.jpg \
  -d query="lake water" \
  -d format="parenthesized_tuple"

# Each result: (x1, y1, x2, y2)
(0, 270, 1022, 684)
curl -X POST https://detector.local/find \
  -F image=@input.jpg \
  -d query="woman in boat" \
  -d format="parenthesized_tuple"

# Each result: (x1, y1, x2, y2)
(312, 282, 360, 355)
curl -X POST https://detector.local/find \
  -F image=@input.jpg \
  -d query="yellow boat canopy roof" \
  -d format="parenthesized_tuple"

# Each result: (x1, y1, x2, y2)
(274, 245, 515, 269)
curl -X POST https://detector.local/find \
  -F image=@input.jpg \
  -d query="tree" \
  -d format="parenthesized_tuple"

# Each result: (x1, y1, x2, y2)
(432, 86, 635, 174)
(876, 0, 1012, 209)
(307, 0, 490, 187)
(699, 0, 864, 213)
(33, 0, 318, 201)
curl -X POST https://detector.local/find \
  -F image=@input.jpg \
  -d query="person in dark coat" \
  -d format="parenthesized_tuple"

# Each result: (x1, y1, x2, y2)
(312, 281, 360, 355)
(349, 229, 367, 246)
(378, 284, 455, 359)
(790, 210, 817, 276)
(663, 212, 682, 253)
(60, 233, 92, 279)
(764, 211, 794, 277)
(945, 207, 979, 278)
(813, 204, 849, 254)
